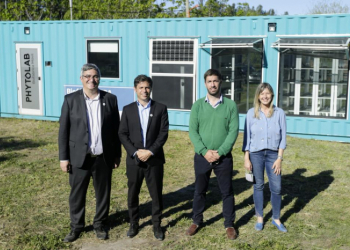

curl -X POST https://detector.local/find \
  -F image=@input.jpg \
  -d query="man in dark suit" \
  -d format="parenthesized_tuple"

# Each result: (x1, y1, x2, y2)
(59, 63, 121, 242)
(118, 74, 169, 241)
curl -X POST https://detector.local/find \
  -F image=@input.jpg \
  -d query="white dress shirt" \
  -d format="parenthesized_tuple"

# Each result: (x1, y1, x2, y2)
(84, 91, 103, 155)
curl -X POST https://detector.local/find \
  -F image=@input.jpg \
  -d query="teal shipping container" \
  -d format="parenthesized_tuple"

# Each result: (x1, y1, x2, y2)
(1, 14, 350, 141)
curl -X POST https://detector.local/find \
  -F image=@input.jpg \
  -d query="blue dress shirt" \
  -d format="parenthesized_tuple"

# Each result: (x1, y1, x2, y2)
(243, 106, 287, 153)
(137, 100, 151, 148)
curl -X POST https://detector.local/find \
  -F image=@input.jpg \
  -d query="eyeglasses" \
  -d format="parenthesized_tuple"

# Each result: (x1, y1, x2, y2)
(83, 75, 100, 80)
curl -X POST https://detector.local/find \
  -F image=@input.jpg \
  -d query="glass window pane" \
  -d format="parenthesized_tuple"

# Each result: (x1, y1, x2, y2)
(151, 39, 196, 110)
(89, 42, 118, 53)
(152, 76, 193, 110)
(278, 37, 349, 45)
(87, 40, 119, 78)
(299, 96, 312, 115)
(318, 83, 332, 97)
(211, 48, 262, 114)
(319, 58, 333, 84)
(336, 99, 347, 117)
(301, 69, 314, 82)
(279, 54, 297, 115)
(337, 69, 348, 83)
(273, 37, 349, 60)
(317, 99, 331, 116)
(278, 51, 349, 118)
(152, 64, 193, 74)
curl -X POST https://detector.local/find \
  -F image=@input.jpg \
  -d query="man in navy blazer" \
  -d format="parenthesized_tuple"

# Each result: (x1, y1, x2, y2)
(118, 74, 169, 241)
(59, 63, 121, 242)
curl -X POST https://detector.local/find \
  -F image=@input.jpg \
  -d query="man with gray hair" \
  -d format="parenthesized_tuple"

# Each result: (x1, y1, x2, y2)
(59, 63, 121, 242)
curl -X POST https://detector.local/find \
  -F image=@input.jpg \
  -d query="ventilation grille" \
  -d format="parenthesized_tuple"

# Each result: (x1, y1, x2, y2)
(152, 40, 194, 61)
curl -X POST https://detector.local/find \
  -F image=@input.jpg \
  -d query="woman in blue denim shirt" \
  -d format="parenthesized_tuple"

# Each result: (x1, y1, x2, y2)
(243, 82, 287, 232)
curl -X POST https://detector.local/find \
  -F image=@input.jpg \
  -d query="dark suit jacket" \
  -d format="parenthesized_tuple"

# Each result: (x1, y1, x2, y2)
(118, 100, 169, 166)
(58, 89, 121, 168)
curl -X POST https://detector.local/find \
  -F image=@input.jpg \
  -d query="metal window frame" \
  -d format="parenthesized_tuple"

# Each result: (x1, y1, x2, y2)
(200, 37, 264, 54)
(86, 38, 121, 80)
(277, 52, 349, 119)
(206, 37, 265, 114)
(272, 37, 350, 59)
(149, 38, 198, 111)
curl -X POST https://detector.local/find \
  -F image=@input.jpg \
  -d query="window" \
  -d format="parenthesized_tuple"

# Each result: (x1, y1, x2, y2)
(150, 39, 197, 110)
(87, 40, 120, 78)
(273, 37, 350, 118)
(201, 38, 263, 114)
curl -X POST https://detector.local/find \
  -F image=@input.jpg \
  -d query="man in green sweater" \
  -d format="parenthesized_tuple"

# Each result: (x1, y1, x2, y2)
(186, 69, 239, 240)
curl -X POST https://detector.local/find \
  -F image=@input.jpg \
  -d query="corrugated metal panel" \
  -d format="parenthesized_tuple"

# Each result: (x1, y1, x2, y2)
(287, 117, 350, 138)
(0, 23, 18, 114)
(169, 111, 191, 127)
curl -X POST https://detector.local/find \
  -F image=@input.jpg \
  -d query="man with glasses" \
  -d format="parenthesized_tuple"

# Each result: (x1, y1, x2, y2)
(186, 69, 239, 240)
(59, 63, 121, 242)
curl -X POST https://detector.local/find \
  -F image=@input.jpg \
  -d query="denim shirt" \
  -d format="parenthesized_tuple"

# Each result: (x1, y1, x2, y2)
(243, 106, 287, 153)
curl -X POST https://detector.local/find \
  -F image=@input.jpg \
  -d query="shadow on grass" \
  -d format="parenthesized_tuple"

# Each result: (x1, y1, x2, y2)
(0, 155, 9, 162)
(0, 137, 47, 151)
(279, 168, 334, 222)
(108, 182, 196, 231)
(105, 168, 333, 233)
(235, 168, 334, 228)
(108, 170, 254, 231)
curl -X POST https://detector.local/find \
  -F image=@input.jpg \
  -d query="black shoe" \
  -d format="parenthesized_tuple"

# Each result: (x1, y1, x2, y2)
(63, 230, 82, 243)
(127, 223, 139, 238)
(153, 226, 164, 241)
(94, 226, 108, 240)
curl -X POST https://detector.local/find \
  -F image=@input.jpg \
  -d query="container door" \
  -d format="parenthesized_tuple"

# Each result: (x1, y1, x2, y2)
(15, 43, 43, 116)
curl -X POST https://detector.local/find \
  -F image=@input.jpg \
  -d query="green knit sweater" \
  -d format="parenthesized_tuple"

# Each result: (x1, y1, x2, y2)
(189, 97, 239, 156)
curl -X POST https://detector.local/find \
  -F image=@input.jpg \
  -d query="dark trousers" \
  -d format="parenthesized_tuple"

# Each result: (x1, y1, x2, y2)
(69, 154, 112, 231)
(126, 162, 164, 226)
(192, 153, 235, 228)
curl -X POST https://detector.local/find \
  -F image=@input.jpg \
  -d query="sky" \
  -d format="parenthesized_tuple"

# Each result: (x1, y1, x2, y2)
(161, 0, 349, 16)
(235, 0, 318, 15)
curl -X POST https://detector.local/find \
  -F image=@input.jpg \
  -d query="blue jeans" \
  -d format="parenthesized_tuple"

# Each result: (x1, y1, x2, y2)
(250, 149, 281, 220)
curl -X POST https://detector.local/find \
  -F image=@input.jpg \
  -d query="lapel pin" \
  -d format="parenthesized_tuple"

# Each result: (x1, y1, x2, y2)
(150, 114, 153, 117)
(103, 103, 106, 106)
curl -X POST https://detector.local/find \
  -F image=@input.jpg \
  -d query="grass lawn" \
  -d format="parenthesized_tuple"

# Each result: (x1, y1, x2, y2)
(0, 117, 349, 249)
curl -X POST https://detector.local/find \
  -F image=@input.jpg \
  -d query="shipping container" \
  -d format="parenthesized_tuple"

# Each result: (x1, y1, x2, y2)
(1, 14, 350, 141)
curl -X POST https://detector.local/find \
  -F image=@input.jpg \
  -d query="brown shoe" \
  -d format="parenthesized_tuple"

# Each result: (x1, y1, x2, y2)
(185, 224, 199, 236)
(226, 227, 237, 240)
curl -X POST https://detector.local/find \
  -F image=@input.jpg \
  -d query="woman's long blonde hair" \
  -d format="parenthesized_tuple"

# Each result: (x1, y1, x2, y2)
(253, 82, 275, 119)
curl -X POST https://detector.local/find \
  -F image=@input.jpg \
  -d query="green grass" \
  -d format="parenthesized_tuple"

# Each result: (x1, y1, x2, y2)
(0, 117, 349, 249)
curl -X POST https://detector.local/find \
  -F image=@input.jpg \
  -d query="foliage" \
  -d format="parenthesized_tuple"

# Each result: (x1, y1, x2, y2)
(70, 0, 159, 20)
(0, 0, 68, 21)
(235, 2, 275, 16)
(166, 1, 276, 17)
(308, 0, 349, 14)
(0, 0, 277, 21)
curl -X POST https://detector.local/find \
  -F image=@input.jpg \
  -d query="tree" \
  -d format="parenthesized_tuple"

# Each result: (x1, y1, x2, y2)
(235, 3, 275, 16)
(174, 1, 275, 18)
(308, 0, 349, 14)
(0, 0, 277, 21)
(0, 0, 69, 21)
